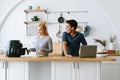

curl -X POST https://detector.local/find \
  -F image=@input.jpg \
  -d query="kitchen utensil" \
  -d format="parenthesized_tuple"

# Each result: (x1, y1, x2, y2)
(83, 25, 91, 37)
(6, 40, 29, 57)
(56, 24, 62, 38)
(58, 13, 64, 23)
(76, 25, 82, 32)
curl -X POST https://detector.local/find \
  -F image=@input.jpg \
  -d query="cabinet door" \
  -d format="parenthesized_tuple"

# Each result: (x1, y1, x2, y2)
(51, 62, 73, 80)
(29, 62, 51, 80)
(101, 61, 120, 80)
(7, 61, 29, 80)
(0, 61, 5, 80)
(77, 62, 100, 80)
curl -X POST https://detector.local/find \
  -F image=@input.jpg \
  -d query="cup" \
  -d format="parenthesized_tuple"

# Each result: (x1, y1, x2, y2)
(37, 6, 40, 10)
(28, 6, 32, 10)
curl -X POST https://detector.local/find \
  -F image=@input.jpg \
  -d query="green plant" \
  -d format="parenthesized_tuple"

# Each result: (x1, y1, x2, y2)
(31, 15, 39, 21)
(34, 16, 38, 18)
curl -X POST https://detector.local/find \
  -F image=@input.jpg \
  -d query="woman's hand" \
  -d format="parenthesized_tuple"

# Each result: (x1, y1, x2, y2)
(28, 48, 32, 53)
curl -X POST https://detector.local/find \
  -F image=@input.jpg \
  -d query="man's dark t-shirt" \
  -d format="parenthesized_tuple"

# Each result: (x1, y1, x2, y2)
(62, 31, 87, 56)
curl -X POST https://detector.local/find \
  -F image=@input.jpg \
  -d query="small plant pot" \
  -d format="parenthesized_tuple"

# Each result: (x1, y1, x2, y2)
(109, 43, 115, 50)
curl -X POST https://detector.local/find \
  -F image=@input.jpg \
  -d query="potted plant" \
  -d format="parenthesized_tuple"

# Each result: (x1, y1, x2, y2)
(31, 16, 39, 21)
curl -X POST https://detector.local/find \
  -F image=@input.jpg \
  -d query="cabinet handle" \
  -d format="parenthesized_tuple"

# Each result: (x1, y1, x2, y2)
(6, 62, 8, 69)
(73, 62, 75, 69)
(77, 62, 79, 69)
(3, 62, 4, 69)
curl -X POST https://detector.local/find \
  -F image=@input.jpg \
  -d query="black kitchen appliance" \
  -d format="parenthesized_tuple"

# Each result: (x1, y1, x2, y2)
(6, 40, 28, 57)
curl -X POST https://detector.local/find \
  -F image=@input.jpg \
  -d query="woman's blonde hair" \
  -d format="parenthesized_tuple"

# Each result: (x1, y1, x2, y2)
(38, 22, 49, 36)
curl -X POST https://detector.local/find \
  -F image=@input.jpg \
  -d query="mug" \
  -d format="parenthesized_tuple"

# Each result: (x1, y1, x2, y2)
(28, 6, 32, 10)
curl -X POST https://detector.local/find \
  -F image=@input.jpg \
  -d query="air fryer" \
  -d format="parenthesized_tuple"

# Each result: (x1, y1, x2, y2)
(6, 40, 28, 57)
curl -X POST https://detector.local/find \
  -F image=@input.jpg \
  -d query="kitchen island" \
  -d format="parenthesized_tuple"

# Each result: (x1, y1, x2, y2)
(0, 54, 116, 80)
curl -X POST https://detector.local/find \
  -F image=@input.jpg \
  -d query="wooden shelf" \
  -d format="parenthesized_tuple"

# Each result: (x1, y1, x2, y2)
(48, 22, 88, 24)
(24, 20, 47, 25)
(24, 21, 41, 24)
(24, 9, 47, 13)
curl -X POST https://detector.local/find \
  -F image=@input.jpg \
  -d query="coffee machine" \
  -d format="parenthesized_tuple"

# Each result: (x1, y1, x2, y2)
(6, 40, 28, 57)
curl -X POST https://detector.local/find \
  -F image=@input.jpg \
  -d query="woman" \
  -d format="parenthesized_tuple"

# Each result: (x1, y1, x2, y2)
(29, 22, 53, 56)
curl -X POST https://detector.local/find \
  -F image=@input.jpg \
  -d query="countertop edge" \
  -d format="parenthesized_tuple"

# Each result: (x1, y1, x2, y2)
(0, 56, 116, 62)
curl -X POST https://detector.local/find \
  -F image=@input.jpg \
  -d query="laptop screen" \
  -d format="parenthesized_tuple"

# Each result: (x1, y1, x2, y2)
(79, 45, 97, 58)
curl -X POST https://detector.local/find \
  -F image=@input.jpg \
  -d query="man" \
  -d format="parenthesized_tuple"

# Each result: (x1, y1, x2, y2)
(62, 19, 87, 58)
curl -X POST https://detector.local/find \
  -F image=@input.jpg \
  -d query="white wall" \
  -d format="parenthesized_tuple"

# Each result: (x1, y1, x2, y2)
(0, 0, 119, 51)
(95, 0, 120, 49)
(0, 0, 21, 23)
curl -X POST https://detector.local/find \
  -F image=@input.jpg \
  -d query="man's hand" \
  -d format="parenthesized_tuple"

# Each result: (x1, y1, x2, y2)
(65, 54, 73, 58)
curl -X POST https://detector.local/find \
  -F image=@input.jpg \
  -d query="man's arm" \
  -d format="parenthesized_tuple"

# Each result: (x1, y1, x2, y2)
(62, 41, 72, 58)
(62, 32, 72, 58)
(80, 33, 87, 45)
(62, 41, 68, 55)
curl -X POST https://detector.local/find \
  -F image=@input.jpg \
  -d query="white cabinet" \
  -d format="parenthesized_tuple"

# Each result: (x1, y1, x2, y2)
(29, 62, 51, 80)
(0, 61, 51, 80)
(51, 62, 73, 80)
(101, 56, 120, 80)
(101, 61, 120, 80)
(0, 61, 5, 80)
(77, 62, 100, 80)
(51, 62, 100, 80)
(7, 61, 29, 80)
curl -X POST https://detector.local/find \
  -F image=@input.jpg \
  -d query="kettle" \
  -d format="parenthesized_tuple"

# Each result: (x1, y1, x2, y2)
(6, 40, 28, 57)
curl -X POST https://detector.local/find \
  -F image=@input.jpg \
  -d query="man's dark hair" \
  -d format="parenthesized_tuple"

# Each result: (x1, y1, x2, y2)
(66, 19, 78, 30)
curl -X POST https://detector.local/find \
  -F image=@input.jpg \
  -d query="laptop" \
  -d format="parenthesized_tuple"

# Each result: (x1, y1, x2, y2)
(79, 45, 97, 58)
